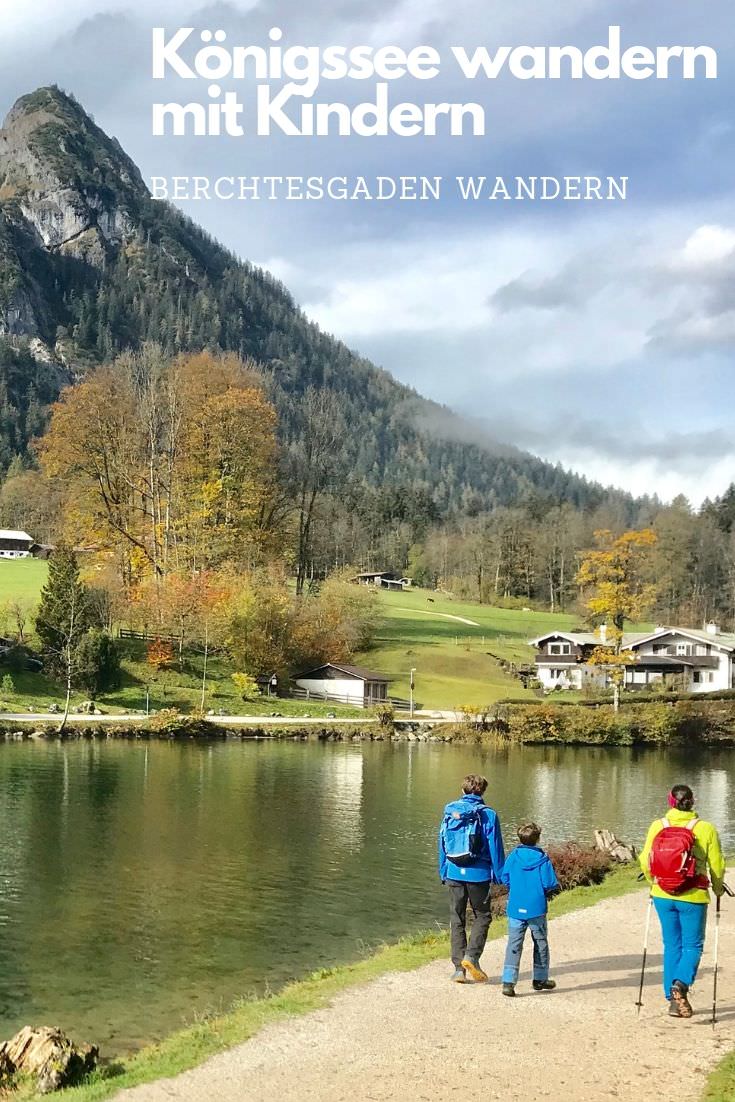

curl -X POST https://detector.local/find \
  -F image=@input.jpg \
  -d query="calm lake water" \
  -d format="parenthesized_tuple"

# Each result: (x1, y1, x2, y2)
(1, 738, 733, 1052)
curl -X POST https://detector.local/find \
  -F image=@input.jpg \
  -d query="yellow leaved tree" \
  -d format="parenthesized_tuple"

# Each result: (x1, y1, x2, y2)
(576, 529, 658, 710)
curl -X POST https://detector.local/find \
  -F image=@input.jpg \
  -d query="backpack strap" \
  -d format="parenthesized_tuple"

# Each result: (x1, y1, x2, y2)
(686, 817, 699, 833)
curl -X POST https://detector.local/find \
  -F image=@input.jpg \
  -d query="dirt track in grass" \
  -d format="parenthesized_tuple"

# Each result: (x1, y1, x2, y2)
(115, 885, 735, 1102)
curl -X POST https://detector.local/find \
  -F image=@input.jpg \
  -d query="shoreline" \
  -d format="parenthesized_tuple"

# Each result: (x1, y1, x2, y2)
(55, 866, 642, 1101)
(6, 694, 735, 747)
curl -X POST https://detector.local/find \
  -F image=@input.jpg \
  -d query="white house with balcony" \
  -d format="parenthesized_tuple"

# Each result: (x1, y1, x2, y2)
(530, 622, 735, 694)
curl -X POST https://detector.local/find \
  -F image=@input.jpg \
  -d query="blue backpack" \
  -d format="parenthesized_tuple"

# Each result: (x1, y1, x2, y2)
(440, 804, 488, 867)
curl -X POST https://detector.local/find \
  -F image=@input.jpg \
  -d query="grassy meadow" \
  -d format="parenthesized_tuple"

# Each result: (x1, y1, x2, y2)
(0, 559, 641, 713)
(0, 556, 48, 603)
(357, 587, 584, 710)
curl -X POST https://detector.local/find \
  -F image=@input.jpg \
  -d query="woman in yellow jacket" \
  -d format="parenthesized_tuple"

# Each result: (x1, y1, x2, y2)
(640, 784, 726, 1018)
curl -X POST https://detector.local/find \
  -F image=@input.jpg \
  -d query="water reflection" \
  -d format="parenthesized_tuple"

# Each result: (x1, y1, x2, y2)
(0, 739, 733, 1052)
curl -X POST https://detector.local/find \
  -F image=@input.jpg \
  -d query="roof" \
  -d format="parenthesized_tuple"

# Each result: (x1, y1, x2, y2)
(296, 663, 391, 682)
(530, 631, 599, 646)
(630, 627, 735, 652)
(0, 529, 33, 542)
(531, 626, 735, 653)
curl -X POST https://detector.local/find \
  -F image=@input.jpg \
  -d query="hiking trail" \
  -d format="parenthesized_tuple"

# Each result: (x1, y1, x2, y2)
(114, 881, 735, 1102)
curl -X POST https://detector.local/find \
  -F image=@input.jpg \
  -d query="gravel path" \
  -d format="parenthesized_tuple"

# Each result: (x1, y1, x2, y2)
(115, 885, 735, 1102)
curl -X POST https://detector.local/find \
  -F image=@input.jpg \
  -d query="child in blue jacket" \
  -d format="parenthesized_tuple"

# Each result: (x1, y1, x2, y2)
(500, 822, 559, 996)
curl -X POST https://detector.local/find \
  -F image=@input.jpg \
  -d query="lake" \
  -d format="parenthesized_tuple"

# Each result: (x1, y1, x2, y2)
(1, 738, 733, 1052)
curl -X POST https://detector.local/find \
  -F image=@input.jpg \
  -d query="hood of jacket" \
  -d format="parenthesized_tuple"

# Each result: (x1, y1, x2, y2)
(511, 845, 547, 872)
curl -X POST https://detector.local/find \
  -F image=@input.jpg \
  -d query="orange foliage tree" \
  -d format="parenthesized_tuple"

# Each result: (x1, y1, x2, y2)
(37, 349, 281, 583)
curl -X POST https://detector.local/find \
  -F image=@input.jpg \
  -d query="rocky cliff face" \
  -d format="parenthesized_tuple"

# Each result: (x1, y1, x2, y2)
(0, 86, 147, 347)
(0, 87, 146, 253)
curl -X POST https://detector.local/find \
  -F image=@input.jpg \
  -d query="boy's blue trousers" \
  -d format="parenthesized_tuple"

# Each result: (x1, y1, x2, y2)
(502, 916, 549, 984)
(653, 897, 707, 997)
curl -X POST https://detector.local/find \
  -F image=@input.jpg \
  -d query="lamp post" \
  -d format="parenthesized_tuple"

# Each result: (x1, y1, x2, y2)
(409, 668, 416, 717)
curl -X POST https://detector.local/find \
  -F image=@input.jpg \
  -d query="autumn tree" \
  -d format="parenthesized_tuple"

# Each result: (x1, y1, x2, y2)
(577, 529, 658, 709)
(286, 388, 346, 595)
(171, 354, 280, 571)
(146, 639, 174, 671)
(37, 349, 281, 585)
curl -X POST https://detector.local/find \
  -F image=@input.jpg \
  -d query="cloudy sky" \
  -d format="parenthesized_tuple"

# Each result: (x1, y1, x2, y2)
(1, 0, 734, 504)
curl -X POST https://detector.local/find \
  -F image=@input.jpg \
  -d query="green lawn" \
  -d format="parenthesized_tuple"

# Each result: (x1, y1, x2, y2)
(0, 556, 48, 605)
(95, 643, 362, 718)
(0, 642, 363, 719)
(357, 588, 644, 711)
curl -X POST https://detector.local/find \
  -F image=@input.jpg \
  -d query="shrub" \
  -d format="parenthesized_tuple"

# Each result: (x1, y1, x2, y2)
(372, 702, 395, 731)
(545, 843, 612, 890)
(147, 709, 223, 738)
(1, 673, 14, 696)
(232, 672, 259, 700)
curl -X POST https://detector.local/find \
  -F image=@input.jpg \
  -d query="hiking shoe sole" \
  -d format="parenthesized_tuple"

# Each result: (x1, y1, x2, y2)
(461, 959, 488, 983)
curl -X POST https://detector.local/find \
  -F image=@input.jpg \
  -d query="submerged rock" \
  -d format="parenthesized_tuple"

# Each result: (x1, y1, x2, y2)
(0, 1025, 98, 1093)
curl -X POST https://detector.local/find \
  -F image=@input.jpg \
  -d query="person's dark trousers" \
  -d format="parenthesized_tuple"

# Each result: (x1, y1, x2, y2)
(447, 880, 492, 967)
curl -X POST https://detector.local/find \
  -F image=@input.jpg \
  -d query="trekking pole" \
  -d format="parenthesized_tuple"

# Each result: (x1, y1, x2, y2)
(712, 893, 722, 1029)
(636, 895, 653, 1015)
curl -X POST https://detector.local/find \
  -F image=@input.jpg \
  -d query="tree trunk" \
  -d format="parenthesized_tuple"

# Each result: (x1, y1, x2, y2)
(200, 627, 209, 712)
(59, 666, 72, 734)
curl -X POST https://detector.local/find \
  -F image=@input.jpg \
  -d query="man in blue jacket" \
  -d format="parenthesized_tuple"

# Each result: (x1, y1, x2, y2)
(500, 821, 559, 996)
(438, 774, 505, 983)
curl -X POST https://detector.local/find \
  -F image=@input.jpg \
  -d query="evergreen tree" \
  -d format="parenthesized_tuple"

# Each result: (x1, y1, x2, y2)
(75, 629, 121, 698)
(36, 546, 90, 659)
(35, 546, 92, 726)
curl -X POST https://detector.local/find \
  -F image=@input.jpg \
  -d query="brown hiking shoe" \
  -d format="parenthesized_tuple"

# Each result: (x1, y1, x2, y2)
(670, 980, 693, 1018)
(461, 958, 488, 983)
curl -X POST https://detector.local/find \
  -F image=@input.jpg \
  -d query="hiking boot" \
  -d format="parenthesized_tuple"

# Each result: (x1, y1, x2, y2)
(502, 983, 516, 997)
(532, 979, 557, 992)
(461, 958, 489, 983)
(668, 996, 682, 1017)
(450, 967, 467, 983)
(670, 980, 693, 1018)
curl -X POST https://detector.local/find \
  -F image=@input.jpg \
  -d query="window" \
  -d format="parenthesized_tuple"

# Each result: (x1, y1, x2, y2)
(693, 671, 701, 684)
(548, 642, 571, 655)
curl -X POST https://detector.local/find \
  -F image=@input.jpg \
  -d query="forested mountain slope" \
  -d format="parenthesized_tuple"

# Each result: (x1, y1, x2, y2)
(0, 85, 642, 519)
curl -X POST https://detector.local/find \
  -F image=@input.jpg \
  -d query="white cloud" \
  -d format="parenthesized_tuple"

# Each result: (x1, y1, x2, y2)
(553, 450, 735, 506)
(672, 224, 735, 271)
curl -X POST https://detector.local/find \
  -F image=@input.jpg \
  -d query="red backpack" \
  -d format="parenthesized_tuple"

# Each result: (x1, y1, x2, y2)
(649, 818, 705, 894)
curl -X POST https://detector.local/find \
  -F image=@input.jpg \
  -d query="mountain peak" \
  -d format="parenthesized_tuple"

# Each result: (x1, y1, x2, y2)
(3, 85, 89, 129)
(0, 85, 147, 270)
(1, 84, 146, 200)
